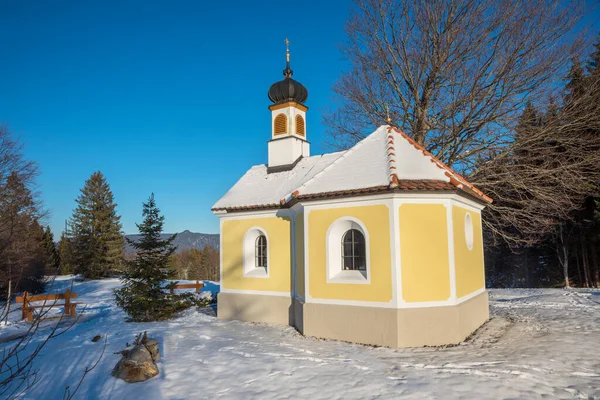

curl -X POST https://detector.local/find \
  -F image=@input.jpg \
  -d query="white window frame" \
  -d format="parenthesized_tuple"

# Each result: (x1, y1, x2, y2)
(326, 217, 371, 284)
(464, 212, 474, 251)
(243, 227, 269, 278)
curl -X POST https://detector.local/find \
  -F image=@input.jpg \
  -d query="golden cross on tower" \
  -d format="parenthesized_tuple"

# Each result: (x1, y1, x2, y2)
(285, 38, 290, 62)
(385, 104, 392, 124)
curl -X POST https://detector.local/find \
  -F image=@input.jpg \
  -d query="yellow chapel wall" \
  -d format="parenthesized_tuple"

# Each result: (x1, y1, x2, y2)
(452, 206, 485, 298)
(295, 212, 305, 298)
(221, 216, 292, 292)
(399, 204, 451, 302)
(307, 204, 393, 303)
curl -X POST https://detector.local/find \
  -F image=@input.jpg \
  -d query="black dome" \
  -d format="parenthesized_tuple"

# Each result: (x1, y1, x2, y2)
(268, 64, 308, 105)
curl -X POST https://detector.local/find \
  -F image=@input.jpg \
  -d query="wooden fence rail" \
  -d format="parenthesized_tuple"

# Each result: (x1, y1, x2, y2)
(15, 289, 79, 322)
(169, 280, 204, 294)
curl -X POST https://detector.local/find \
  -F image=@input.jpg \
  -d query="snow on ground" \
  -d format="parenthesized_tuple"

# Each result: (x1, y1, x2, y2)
(2, 279, 600, 399)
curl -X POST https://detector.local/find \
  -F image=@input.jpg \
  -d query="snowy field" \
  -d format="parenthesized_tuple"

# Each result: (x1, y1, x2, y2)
(2, 277, 600, 399)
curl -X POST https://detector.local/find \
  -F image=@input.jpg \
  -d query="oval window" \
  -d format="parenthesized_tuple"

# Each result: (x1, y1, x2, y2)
(464, 213, 474, 250)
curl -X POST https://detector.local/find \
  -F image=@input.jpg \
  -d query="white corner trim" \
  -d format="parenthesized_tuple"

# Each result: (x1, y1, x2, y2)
(219, 219, 224, 286)
(303, 209, 311, 302)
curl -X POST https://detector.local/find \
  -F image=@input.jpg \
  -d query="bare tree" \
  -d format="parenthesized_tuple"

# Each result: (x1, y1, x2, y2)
(326, 0, 587, 171)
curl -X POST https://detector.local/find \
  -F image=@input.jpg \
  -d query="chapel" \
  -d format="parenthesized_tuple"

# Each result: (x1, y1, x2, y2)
(212, 44, 492, 347)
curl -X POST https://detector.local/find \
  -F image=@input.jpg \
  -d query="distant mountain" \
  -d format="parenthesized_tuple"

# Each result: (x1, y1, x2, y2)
(124, 230, 219, 254)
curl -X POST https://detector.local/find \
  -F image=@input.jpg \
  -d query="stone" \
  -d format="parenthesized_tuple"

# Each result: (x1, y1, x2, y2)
(91, 334, 102, 342)
(112, 334, 161, 383)
(145, 338, 160, 361)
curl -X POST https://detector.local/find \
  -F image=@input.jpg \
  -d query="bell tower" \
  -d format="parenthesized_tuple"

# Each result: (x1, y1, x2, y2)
(267, 39, 310, 172)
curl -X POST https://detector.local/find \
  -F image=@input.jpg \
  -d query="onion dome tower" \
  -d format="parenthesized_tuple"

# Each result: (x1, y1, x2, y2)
(267, 39, 310, 172)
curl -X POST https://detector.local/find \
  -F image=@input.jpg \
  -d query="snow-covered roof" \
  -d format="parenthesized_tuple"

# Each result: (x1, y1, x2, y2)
(212, 125, 491, 212)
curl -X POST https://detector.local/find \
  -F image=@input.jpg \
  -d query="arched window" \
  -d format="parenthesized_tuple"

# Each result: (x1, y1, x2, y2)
(274, 114, 287, 135)
(255, 234, 267, 269)
(295, 115, 305, 137)
(342, 229, 366, 271)
(326, 218, 370, 283)
(243, 228, 269, 278)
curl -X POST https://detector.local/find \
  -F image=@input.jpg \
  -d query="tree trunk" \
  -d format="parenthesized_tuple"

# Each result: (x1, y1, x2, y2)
(591, 246, 600, 288)
(559, 226, 570, 288)
(563, 243, 570, 288)
(582, 242, 593, 289)
(4, 279, 11, 326)
(575, 247, 582, 287)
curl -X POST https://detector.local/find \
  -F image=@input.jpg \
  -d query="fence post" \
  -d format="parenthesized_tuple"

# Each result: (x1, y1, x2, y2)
(64, 289, 71, 316)
(22, 291, 29, 321)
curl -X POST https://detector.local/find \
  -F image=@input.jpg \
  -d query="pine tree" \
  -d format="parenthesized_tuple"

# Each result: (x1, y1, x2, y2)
(0, 173, 46, 295)
(70, 171, 123, 279)
(564, 58, 587, 114)
(114, 194, 203, 321)
(587, 34, 600, 75)
(41, 226, 60, 275)
(58, 232, 74, 275)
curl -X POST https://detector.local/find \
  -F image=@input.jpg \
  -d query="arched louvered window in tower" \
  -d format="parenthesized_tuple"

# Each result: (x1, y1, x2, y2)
(296, 115, 305, 137)
(274, 114, 287, 135)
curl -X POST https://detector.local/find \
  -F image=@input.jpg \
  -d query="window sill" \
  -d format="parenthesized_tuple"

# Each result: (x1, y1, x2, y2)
(244, 267, 269, 278)
(327, 270, 369, 284)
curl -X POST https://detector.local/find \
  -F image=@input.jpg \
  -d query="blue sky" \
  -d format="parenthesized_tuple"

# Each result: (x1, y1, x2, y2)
(0, 0, 352, 235)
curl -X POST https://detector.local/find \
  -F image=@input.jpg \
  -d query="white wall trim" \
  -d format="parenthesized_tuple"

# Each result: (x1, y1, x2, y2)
(304, 296, 463, 309)
(456, 287, 486, 304)
(305, 289, 486, 309)
(220, 289, 291, 297)
(217, 209, 293, 220)
(305, 297, 397, 308)
(301, 192, 486, 209)
(447, 200, 457, 302)
(390, 197, 402, 307)
(450, 197, 485, 212)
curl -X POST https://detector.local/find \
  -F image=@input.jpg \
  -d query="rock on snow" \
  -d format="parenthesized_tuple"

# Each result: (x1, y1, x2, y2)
(1, 277, 600, 399)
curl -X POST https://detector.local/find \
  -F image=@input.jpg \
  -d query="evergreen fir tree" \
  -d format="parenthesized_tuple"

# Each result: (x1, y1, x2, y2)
(41, 226, 60, 275)
(114, 194, 204, 321)
(0, 173, 46, 295)
(58, 232, 74, 275)
(564, 58, 587, 112)
(587, 34, 600, 75)
(70, 171, 124, 279)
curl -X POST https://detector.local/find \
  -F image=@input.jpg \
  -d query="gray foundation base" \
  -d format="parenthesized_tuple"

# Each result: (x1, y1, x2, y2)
(219, 290, 489, 348)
